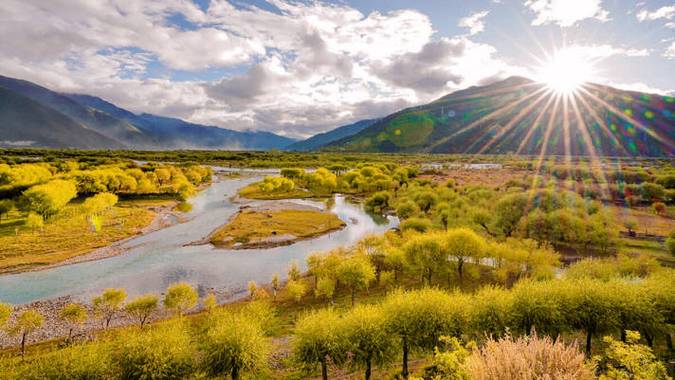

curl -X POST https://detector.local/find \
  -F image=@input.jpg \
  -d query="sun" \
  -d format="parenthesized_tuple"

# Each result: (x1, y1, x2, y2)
(535, 48, 594, 95)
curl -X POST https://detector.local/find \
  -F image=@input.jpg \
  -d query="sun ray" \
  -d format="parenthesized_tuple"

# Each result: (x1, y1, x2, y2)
(474, 88, 554, 154)
(574, 88, 630, 156)
(577, 86, 675, 151)
(427, 85, 549, 152)
(516, 92, 557, 155)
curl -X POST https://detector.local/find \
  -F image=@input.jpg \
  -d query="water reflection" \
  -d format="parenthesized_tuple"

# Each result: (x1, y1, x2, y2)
(0, 177, 398, 304)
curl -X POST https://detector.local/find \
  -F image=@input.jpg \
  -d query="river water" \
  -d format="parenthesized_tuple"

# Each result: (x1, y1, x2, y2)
(0, 175, 398, 304)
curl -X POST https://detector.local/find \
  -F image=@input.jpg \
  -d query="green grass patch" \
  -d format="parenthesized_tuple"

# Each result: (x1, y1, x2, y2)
(210, 209, 345, 248)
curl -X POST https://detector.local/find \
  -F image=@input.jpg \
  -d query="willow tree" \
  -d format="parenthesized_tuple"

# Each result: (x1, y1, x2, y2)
(10, 309, 44, 358)
(59, 303, 87, 341)
(202, 313, 270, 380)
(342, 305, 395, 380)
(442, 228, 486, 283)
(335, 255, 376, 306)
(383, 289, 464, 378)
(92, 288, 126, 328)
(164, 282, 198, 317)
(125, 294, 159, 328)
(402, 233, 445, 284)
(293, 308, 348, 380)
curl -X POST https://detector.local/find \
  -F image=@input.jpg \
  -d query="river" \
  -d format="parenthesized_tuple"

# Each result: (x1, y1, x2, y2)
(0, 175, 398, 304)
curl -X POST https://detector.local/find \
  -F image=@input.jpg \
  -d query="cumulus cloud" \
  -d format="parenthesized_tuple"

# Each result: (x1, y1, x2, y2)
(665, 41, 675, 60)
(636, 5, 675, 22)
(524, 0, 609, 26)
(0, 0, 520, 138)
(566, 44, 650, 59)
(459, 11, 490, 35)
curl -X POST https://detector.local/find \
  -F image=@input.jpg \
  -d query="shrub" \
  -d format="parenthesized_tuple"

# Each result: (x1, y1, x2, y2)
(18, 341, 114, 380)
(464, 334, 594, 380)
(595, 331, 669, 380)
(400, 217, 432, 233)
(163, 282, 198, 316)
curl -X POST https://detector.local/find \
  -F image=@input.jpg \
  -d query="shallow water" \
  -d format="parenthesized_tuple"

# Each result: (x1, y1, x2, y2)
(0, 176, 398, 304)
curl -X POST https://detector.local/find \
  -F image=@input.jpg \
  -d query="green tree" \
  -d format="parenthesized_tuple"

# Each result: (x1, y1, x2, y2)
(443, 228, 486, 283)
(395, 199, 419, 219)
(202, 313, 270, 380)
(203, 293, 217, 313)
(125, 294, 159, 328)
(402, 233, 445, 284)
(271, 273, 281, 300)
(0, 302, 12, 329)
(163, 282, 198, 317)
(287, 260, 301, 281)
(25, 212, 43, 234)
(383, 289, 463, 378)
(343, 305, 395, 380)
(294, 308, 348, 380)
(315, 277, 336, 304)
(469, 286, 513, 339)
(59, 303, 87, 341)
(415, 191, 439, 214)
(509, 280, 564, 336)
(595, 331, 669, 380)
(92, 288, 127, 328)
(336, 255, 376, 306)
(493, 193, 527, 237)
(9, 309, 44, 358)
(113, 321, 195, 379)
(0, 199, 14, 221)
(286, 280, 307, 303)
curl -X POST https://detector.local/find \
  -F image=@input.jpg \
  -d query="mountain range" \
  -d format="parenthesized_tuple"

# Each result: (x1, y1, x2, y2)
(1, 74, 673, 156)
(324, 76, 675, 157)
(0, 75, 295, 150)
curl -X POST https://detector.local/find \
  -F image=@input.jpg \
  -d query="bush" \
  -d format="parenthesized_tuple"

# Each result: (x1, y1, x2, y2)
(595, 331, 669, 380)
(18, 342, 114, 380)
(400, 217, 432, 233)
(464, 334, 593, 380)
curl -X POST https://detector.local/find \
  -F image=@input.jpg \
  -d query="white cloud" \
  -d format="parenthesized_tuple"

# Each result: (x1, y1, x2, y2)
(665, 41, 675, 59)
(636, 5, 675, 21)
(458, 11, 490, 35)
(609, 81, 674, 96)
(565, 44, 650, 59)
(524, 0, 609, 26)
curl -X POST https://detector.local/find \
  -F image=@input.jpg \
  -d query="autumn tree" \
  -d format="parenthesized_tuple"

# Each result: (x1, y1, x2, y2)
(271, 273, 281, 300)
(59, 303, 87, 341)
(383, 289, 464, 378)
(443, 228, 486, 283)
(402, 233, 445, 284)
(336, 255, 376, 306)
(342, 305, 395, 380)
(163, 282, 198, 316)
(125, 294, 158, 328)
(0, 199, 14, 221)
(286, 280, 307, 303)
(203, 293, 217, 313)
(202, 313, 270, 380)
(293, 308, 348, 380)
(25, 212, 43, 234)
(10, 309, 44, 358)
(20, 179, 77, 219)
(92, 288, 126, 328)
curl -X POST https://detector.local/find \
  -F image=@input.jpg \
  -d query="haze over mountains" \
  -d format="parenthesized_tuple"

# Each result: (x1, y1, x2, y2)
(1, 75, 673, 156)
(0, 75, 295, 150)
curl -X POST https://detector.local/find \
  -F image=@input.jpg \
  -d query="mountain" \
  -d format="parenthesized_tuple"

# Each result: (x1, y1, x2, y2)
(67, 94, 296, 150)
(0, 75, 155, 147)
(326, 76, 675, 157)
(285, 119, 379, 151)
(0, 87, 124, 149)
(0, 75, 295, 150)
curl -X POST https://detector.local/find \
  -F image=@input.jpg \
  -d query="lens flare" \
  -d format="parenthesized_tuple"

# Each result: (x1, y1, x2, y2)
(535, 48, 594, 94)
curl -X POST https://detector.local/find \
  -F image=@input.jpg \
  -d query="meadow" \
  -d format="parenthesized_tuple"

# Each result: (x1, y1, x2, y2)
(0, 149, 673, 379)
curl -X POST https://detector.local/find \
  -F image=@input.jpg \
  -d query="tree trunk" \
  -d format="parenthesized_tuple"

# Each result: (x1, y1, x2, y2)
(320, 358, 328, 380)
(585, 329, 593, 356)
(427, 268, 433, 285)
(458, 260, 464, 284)
(68, 327, 73, 341)
(231, 364, 239, 380)
(402, 337, 409, 379)
(644, 332, 654, 347)
(365, 353, 372, 380)
(351, 289, 356, 307)
(620, 329, 626, 342)
(21, 331, 27, 358)
(665, 332, 673, 353)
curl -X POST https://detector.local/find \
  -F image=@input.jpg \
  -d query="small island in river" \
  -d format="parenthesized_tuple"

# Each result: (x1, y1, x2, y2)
(209, 202, 346, 249)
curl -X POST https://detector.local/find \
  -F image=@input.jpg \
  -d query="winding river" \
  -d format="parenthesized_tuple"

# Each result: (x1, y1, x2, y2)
(0, 174, 398, 304)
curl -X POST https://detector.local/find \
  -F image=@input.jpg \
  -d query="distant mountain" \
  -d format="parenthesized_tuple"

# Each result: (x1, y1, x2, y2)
(0, 75, 295, 150)
(67, 94, 296, 150)
(326, 76, 675, 157)
(285, 119, 379, 151)
(0, 87, 124, 149)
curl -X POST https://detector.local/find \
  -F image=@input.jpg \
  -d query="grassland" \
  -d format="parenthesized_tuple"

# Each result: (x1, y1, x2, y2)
(0, 201, 161, 273)
(210, 209, 346, 248)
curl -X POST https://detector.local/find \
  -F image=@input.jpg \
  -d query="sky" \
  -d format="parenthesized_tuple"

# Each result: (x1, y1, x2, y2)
(1, 0, 673, 139)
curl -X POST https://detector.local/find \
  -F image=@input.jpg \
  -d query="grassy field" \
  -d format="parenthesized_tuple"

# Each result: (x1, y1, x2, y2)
(210, 209, 346, 248)
(0, 202, 159, 273)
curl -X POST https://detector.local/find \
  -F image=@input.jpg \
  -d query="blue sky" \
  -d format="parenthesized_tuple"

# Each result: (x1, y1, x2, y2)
(1, 0, 673, 138)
